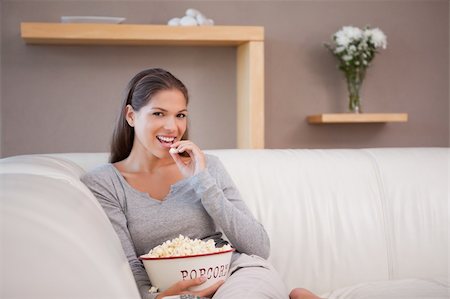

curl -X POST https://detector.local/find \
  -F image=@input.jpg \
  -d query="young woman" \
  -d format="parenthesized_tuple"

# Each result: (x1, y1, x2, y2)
(81, 68, 321, 299)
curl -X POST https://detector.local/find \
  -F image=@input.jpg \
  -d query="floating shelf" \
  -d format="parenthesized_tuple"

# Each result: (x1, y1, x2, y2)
(20, 22, 263, 46)
(20, 22, 265, 149)
(307, 113, 408, 124)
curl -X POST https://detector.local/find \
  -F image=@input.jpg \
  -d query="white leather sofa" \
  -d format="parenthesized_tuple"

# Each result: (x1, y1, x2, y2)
(1, 148, 448, 298)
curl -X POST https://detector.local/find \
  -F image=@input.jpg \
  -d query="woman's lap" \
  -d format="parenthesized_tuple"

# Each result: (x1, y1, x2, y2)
(212, 253, 289, 299)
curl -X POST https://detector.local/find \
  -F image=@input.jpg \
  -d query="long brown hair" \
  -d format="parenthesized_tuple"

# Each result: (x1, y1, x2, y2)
(110, 68, 189, 163)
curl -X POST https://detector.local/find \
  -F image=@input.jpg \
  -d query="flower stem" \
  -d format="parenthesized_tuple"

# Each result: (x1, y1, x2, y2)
(346, 67, 365, 113)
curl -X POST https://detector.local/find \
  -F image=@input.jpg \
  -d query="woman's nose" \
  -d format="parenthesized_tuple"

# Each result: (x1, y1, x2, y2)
(163, 117, 177, 130)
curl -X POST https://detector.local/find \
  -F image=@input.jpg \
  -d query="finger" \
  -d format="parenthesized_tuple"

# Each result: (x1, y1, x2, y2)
(195, 280, 225, 297)
(170, 150, 188, 170)
(173, 140, 199, 151)
(183, 147, 205, 172)
(174, 143, 194, 154)
(176, 143, 201, 159)
(187, 147, 205, 167)
(171, 140, 193, 149)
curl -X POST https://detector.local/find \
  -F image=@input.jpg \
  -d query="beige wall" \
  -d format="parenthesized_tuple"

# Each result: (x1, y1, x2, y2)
(1, 0, 449, 157)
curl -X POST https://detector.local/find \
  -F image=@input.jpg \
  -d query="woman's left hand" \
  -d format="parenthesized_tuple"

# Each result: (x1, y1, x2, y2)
(169, 140, 206, 178)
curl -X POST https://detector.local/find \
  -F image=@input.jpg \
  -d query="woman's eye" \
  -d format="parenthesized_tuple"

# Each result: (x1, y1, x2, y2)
(153, 112, 164, 117)
(177, 113, 187, 119)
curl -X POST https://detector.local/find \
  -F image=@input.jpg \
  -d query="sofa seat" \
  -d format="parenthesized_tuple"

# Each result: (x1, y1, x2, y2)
(322, 277, 449, 298)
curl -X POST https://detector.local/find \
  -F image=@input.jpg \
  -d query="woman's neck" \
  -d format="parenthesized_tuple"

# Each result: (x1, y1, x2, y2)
(118, 147, 174, 173)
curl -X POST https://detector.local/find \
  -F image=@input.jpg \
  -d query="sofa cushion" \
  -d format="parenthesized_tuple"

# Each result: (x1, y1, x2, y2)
(208, 149, 391, 294)
(321, 277, 449, 298)
(365, 148, 449, 281)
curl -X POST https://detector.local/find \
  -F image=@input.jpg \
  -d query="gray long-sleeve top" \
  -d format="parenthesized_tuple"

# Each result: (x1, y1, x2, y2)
(81, 154, 270, 299)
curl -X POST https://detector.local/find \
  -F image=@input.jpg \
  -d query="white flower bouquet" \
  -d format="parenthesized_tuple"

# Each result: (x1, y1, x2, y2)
(325, 26, 387, 112)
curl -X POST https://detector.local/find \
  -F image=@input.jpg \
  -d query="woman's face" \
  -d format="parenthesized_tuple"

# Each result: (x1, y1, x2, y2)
(128, 89, 188, 158)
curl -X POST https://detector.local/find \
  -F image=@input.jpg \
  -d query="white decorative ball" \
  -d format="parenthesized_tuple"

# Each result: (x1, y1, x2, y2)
(179, 15, 198, 26)
(186, 8, 202, 18)
(167, 17, 181, 26)
(196, 14, 208, 25)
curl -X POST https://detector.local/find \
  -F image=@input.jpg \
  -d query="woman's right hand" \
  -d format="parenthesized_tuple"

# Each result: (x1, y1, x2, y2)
(155, 276, 224, 299)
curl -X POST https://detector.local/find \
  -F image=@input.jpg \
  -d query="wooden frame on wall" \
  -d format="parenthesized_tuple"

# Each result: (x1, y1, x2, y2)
(21, 22, 265, 149)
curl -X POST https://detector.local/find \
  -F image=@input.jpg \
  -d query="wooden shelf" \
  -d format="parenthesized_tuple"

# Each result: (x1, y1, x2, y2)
(20, 22, 263, 46)
(307, 113, 408, 124)
(20, 22, 265, 149)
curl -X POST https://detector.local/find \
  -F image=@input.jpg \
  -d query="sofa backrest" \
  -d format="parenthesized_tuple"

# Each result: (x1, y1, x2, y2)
(1, 148, 448, 296)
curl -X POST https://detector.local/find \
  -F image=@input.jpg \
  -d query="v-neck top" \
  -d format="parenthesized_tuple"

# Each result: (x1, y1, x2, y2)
(109, 164, 190, 203)
(81, 154, 270, 299)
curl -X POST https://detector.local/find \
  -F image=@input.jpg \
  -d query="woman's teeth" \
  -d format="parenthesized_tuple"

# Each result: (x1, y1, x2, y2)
(157, 136, 175, 143)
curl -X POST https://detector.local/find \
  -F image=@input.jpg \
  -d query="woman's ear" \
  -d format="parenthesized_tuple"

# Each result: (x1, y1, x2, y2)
(125, 104, 135, 127)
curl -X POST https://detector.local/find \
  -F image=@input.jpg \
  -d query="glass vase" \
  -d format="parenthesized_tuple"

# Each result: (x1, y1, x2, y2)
(345, 68, 365, 113)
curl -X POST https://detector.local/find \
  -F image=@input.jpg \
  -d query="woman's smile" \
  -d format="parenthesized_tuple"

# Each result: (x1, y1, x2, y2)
(156, 135, 177, 148)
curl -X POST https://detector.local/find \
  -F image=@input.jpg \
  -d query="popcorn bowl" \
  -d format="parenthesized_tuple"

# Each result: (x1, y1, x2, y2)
(139, 249, 234, 292)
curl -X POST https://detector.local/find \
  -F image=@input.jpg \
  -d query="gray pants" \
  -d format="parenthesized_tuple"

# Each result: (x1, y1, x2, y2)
(212, 253, 290, 299)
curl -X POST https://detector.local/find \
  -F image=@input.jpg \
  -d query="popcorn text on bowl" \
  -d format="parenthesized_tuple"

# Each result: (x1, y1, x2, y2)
(180, 263, 230, 281)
